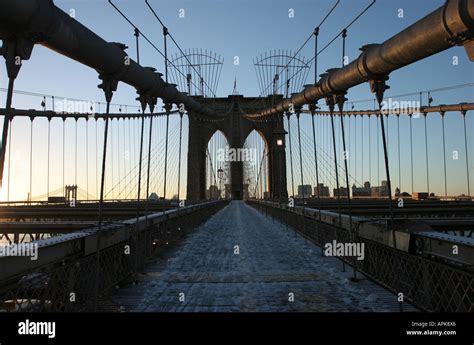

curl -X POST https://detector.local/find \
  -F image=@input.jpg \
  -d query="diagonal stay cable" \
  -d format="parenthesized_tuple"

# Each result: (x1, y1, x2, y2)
(108, 0, 211, 97)
(252, 0, 376, 115)
(145, 0, 218, 98)
(256, 0, 341, 99)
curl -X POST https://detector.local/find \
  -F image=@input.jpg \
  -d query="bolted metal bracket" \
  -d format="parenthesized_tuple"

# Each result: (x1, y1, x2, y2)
(369, 75, 390, 106)
(136, 89, 158, 114)
(97, 74, 118, 104)
(148, 95, 158, 114)
(308, 102, 320, 116)
(462, 39, 474, 62)
(136, 92, 148, 113)
(324, 94, 335, 113)
(0, 37, 35, 79)
(332, 91, 348, 113)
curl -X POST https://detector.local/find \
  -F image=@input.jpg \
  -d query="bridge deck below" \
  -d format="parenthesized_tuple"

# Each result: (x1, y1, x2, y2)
(107, 201, 416, 312)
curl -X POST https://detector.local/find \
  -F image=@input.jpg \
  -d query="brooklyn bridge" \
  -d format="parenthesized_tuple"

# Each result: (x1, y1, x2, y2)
(0, 0, 473, 315)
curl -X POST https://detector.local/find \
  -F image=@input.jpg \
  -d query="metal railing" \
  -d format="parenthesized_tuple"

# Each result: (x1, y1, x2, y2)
(248, 200, 473, 312)
(0, 200, 228, 311)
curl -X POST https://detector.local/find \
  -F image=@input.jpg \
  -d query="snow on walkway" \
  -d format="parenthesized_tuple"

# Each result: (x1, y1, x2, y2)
(110, 201, 416, 312)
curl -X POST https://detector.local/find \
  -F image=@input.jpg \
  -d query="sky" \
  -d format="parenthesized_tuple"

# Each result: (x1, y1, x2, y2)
(0, 0, 473, 201)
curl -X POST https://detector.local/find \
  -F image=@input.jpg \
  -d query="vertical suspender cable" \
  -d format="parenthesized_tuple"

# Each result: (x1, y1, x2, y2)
(462, 111, 470, 196)
(86, 118, 89, 200)
(409, 114, 414, 195)
(177, 113, 183, 200)
(377, 101, 395, 241)
(47, 118, 51, 199)
(7, 120, 11, 202)
(263, 143, 266, 199)
(311, 111, 323, 254)
(297, 113, 304, 201)
(117, 116, 121, 198)
(377, 116, 380, 186)
(375, 85, 401, 311)
(424, 113, 430, 196)
(287, 114, 295, 198)
(328, 102, 342, 224)
(123, 116, 127, 198)
(347, 115, 350, 184)
(329, 100, 344, 272)
(133, 108, 145, 273)
(441, 112, 447, 197)
(110, 119, 114, 199)
(340, 32, 353, 274)
(0, 78, 15, 189)
(136, 113, 145, 237)
(361, 115, 364, 185)
(354, 115, 357, 184)
(163, 113, 169, 199)
(128, 118, 132, 198)
(95, 118, 98, 199)
(95, 100, 111, 310)
(338, 101, 358, 280)
(63, 118, 65, 194)
(397, 115, 401, 192)
(296, 111, 306, 240)
(368, 115, 371, 185)
(163, 27, 169, 200)
(29, 118, 33, 202)
(144, 110, 154, 260)
(75, 118, 78, 187)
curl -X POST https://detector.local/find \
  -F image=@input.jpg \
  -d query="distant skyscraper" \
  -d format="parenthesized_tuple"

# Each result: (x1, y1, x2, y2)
(352, 181, 371, 197)
(333, 187, 348, 197)
(371, 181, 389, 197)
(297, 185, 312, 198)
(314, 183, 330, 197)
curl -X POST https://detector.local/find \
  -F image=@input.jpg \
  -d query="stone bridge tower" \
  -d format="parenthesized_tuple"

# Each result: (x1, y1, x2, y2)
(186, 94, 288, 200)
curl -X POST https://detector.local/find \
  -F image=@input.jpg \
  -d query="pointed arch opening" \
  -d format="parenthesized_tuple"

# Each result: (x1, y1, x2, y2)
(243, 129, 269, 199)
(206, 130, 231, 200)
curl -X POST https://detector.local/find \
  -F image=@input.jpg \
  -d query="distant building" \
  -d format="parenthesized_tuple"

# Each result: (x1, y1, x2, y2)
(65, 185, 77, 203)
(333, 187, 348, 197)
(314, 183, 330, 197)
(297, 185, 312, 198)
(148, 192, 159, 200)
(47, 196, 66, 204)
(371, 180, 389, 197)
(412, 192, 429, 200)
(352, 181, 371, 197)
